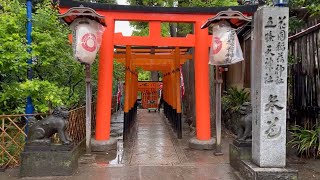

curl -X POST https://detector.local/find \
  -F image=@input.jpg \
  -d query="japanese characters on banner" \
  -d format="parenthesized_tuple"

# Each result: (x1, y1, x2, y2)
(209, 21, 244, 65)
(70, 18, 105, 64)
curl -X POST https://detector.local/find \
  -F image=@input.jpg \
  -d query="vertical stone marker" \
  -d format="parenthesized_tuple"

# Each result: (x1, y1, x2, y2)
(251, 7, 289, 168)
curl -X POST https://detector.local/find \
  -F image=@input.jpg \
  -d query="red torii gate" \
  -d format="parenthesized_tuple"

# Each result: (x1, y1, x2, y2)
(58, 0, 257, 149)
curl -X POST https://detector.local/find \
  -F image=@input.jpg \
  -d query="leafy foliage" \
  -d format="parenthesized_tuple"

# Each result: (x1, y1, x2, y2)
(288, 0, 320, 33)
(290, 0, 320, 16)
(1, 80, 72, 113)
(112, 61, 125, 93)
(288, 125, 320, 158)
(0, 0, 29, 78)
(138, 70, 151, 81)
(0, 0, 90, 114)
(222, 87, 250, 113)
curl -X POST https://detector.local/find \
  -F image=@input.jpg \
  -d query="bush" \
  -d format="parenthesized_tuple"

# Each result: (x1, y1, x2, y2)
(288, 125, 320, 158)
(221, 87, 250, 133)
(222, 87, 250, 114)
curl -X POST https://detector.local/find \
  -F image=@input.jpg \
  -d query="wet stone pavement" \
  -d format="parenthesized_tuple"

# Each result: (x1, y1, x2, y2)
(2, 109, 236, 180)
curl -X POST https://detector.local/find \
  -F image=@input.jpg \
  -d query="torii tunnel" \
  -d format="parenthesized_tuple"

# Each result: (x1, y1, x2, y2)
(58, 0, 257, 145)
(114, 46, 193, 138)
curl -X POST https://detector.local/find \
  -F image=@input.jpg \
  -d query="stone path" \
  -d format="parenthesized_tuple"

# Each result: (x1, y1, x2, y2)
(126, 110, 181, 165)
(1, 109, 236, 180)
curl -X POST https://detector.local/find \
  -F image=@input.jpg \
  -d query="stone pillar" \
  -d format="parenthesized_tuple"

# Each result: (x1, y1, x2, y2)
(251, 7, 288, 168)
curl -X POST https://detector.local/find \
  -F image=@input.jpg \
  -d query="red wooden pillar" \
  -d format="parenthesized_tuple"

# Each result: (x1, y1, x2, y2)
(194, 21, 211, 140)
(95, 18, 115, 140)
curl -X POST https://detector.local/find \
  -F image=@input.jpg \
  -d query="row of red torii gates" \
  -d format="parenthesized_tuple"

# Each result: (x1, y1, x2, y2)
(59, 0, 257, 146)
(114, 46, 192, 138)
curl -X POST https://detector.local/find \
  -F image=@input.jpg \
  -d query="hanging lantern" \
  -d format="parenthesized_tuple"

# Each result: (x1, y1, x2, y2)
(70, 18, 105, 65)
(201, 10, 252, 65)
(208, 20, 244, 65)
(59, 6, 106, 153)
(59, 6, 106, 65)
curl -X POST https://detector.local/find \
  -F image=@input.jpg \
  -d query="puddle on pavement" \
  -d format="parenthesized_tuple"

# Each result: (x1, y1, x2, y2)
(89, 111, 127, 166)
(94, 139, 125, 165)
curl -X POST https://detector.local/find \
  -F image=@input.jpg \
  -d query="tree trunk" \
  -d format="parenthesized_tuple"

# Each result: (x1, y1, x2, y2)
(151, 71, 159, 81)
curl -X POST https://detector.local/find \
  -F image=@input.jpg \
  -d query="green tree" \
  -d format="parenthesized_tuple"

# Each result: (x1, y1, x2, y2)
(0, 0, 89, 114)
(289, 0, 320, 15)
(288, 0, 320, 32)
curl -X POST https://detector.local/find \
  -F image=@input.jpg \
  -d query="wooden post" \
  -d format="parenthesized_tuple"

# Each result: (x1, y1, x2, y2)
(215, 66, 223, 155)
(124, 46, 132, 137)
(175, 47, 182, 139)
(85, 64, 92, 153)
(194, 21, 211, 140)
(95, 18, 114, 140)
(171, 54, 176, 129)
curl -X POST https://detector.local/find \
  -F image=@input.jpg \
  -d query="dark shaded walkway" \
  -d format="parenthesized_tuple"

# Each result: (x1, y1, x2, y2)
(2, 109, 236, 180)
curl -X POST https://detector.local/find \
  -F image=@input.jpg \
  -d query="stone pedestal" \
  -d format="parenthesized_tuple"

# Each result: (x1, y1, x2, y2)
(238, 160, 298, 180)
(230, 140, 298, 179)
(229, 140, 252, 171)
(20, 144, 80, 177)
(91, 137, 117, 152)
(189, 137, 215, 150)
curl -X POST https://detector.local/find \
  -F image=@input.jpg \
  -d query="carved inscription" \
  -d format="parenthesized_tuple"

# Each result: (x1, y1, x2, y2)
(262, 14, 287, 139)
(265, 17, 277, 28)
(265, 31, 275, 42)
(265, 117, 281, 139)
(264, 94, 284, 139)
(263, 15, 287, 85)
(265, 95, 284, 113)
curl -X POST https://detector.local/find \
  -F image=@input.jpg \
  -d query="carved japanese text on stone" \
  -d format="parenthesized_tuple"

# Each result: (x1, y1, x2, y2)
(265, 94, 284, 113)
(265, 117, 281, 139)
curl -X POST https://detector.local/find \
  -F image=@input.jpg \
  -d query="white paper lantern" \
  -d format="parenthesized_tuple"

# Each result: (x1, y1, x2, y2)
(70, 18, 105, 65)
(209, 21, 244, 65)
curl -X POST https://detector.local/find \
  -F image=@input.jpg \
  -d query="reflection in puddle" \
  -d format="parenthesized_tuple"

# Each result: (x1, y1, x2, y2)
(92, 140, 126, 166)
(94, 111, 126, 166)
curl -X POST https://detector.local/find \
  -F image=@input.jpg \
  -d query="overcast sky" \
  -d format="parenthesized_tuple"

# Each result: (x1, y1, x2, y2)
(115, 0, 133, 36)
